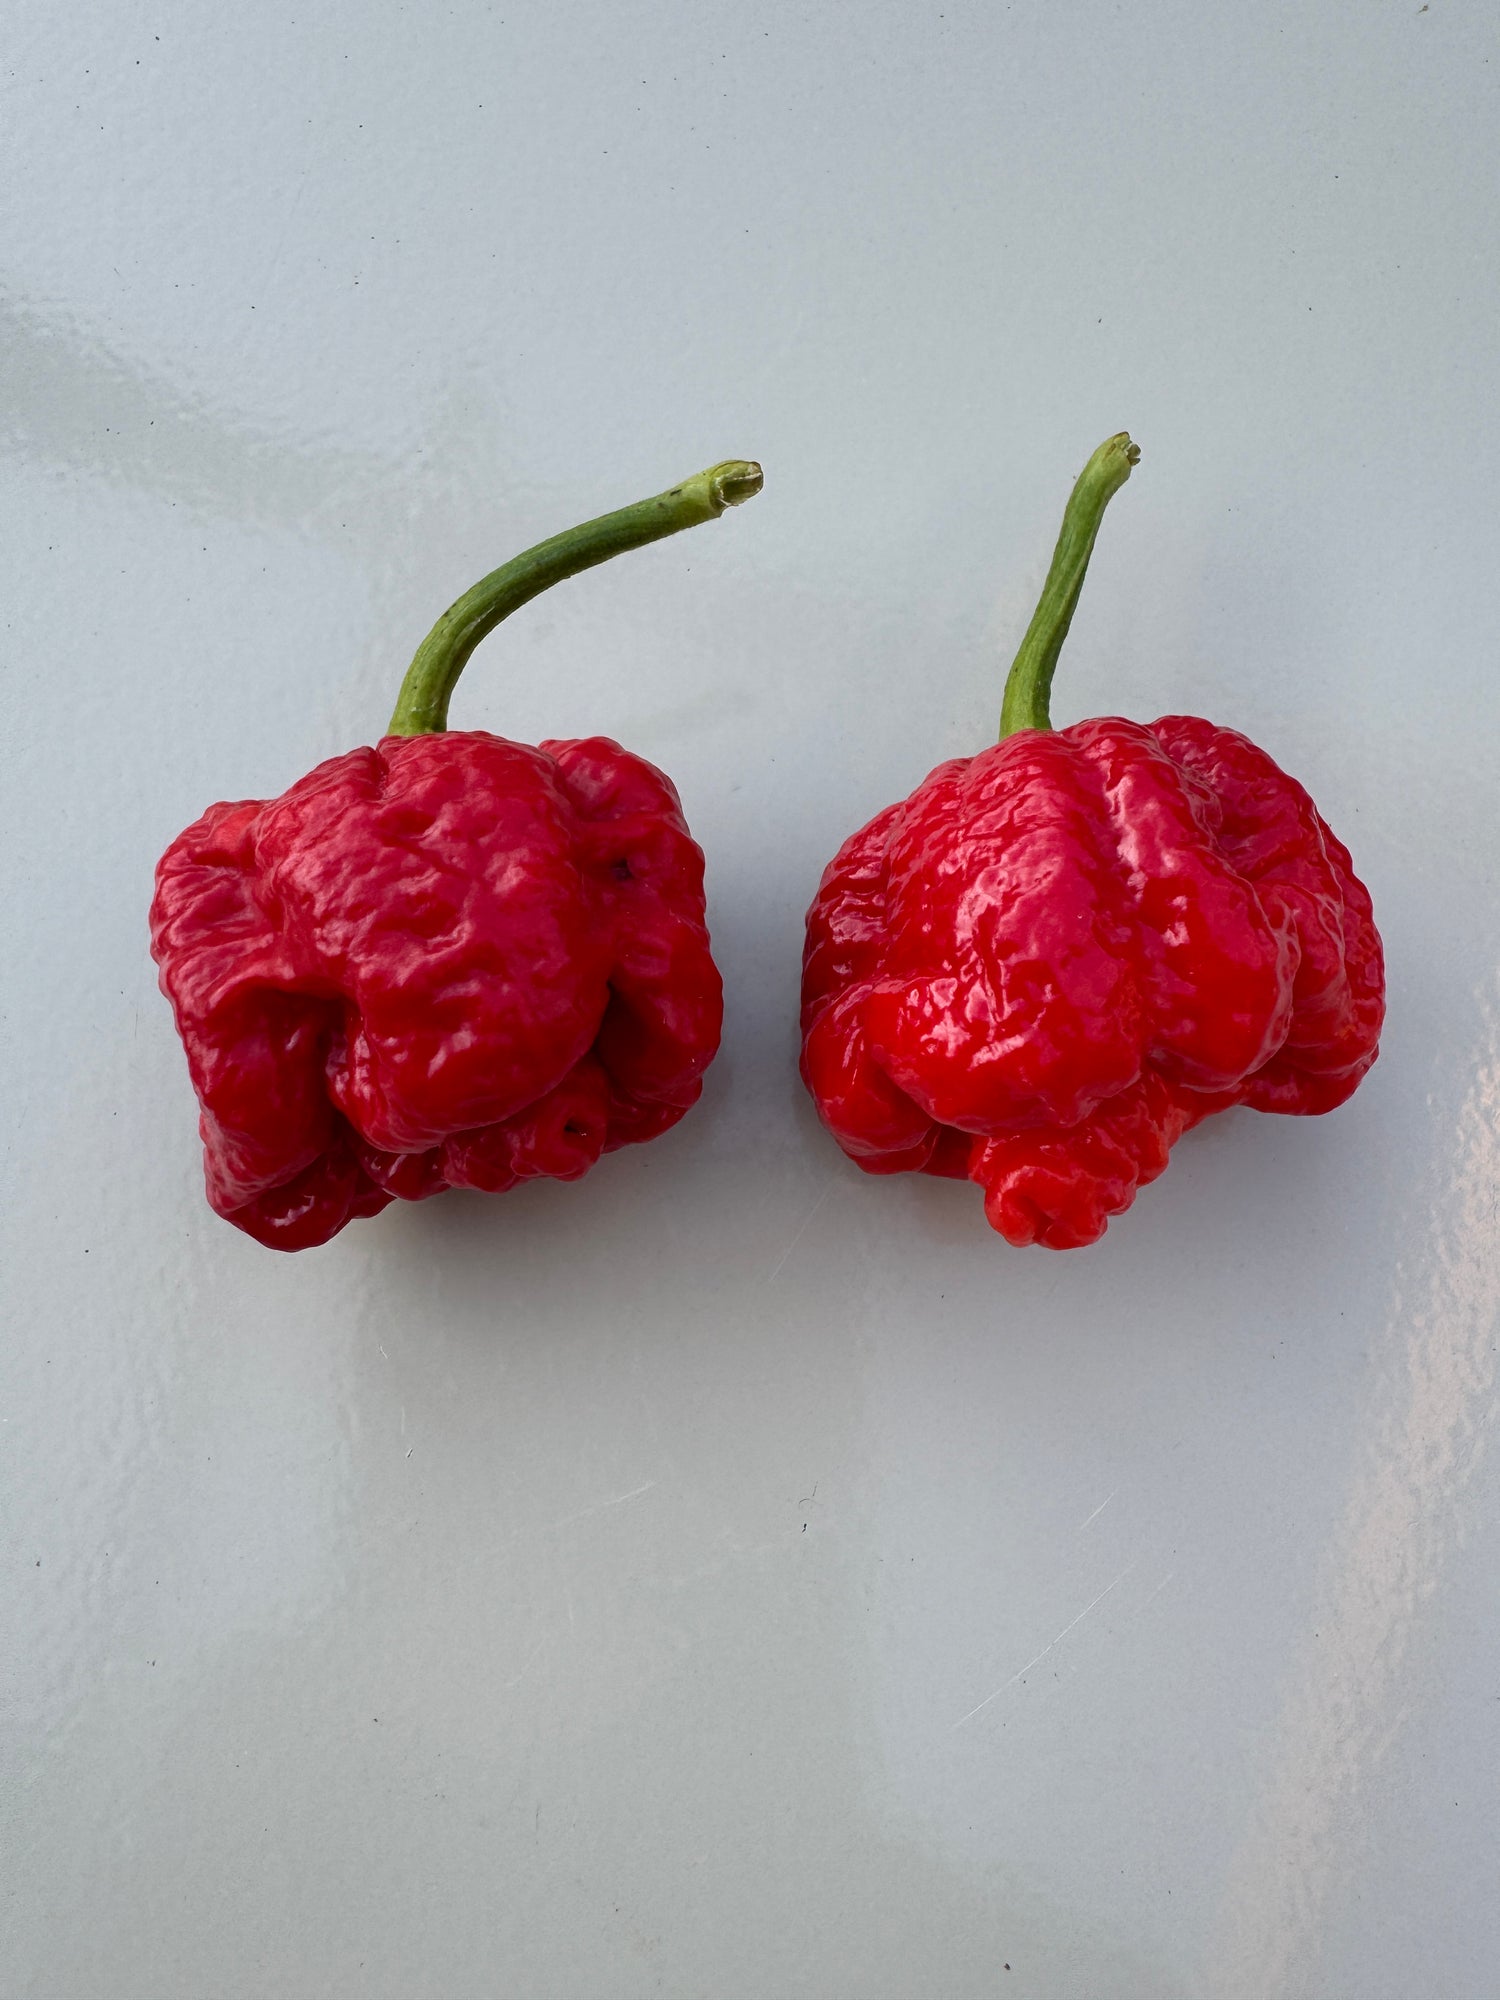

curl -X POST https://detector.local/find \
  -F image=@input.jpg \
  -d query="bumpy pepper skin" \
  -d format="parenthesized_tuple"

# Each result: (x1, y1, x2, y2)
(152, 734, 721, 1250)
(151, 460, 759, 1250)
(799, 439, 1383, 1248)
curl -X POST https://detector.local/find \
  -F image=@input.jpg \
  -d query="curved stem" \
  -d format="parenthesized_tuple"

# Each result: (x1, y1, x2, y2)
(387, 459, 763, 736)
(998, 433, 1139, 738)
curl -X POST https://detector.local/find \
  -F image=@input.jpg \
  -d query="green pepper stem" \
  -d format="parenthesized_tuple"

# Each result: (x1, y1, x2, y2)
(387, 459, 764, 736)
(998, 433, 1139, 738)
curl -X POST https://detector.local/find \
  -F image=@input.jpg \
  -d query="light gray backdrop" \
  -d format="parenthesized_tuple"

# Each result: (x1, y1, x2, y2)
(4, 3, 1497, 1995)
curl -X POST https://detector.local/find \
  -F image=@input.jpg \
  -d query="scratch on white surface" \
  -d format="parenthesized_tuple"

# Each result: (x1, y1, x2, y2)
(502, 1638, 547, 1693)
(1077, 1488, 1117, 1531)
(533, 1481, 657, 1537)
(952, 1563, 1137, 1729)
(767, 1186, 833, 1284)
(1139, 1569, 1176, 1609)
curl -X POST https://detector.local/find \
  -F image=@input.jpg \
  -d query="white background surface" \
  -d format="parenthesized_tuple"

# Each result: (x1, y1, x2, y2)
(4, 4, 1498, 1995)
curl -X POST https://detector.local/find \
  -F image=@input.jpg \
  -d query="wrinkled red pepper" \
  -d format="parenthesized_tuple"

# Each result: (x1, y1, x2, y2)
(152, 460, 761, 1250)
(800, 436, 1383, 1248)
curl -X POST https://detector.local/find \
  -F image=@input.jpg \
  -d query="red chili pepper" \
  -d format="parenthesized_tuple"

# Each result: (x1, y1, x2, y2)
(151, 461, 762, 1250)
(800, 436, 1383, 1249)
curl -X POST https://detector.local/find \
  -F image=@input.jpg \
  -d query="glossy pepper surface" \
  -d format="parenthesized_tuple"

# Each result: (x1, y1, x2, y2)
(800, 436, 1383, 1248)
(152, 460, 761, 1250)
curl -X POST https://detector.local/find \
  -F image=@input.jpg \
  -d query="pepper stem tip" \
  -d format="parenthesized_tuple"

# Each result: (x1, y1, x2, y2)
(700, 459, 764, 512)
